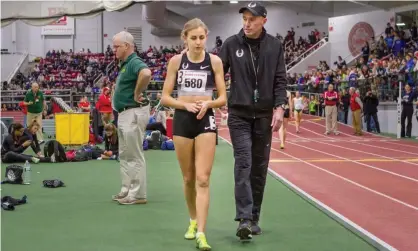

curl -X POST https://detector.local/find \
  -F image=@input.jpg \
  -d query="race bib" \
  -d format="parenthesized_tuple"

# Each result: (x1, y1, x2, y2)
(177, 70, 207, 93)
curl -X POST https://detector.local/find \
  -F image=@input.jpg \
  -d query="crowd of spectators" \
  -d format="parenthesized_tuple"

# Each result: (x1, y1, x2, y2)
(277, 28, 328, 68)
(4, 22, 415, 112)
(287, 23, 418, 101)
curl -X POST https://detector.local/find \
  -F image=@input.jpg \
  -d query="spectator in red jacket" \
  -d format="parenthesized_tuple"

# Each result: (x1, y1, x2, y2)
(78, 95, 91, 113)
(96, 87, 112, 125)
(18, 101, 27, 128)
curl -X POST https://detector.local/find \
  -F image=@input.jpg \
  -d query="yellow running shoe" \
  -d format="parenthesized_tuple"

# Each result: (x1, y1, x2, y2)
(184, 220, 197, 240)
(280, 143, 284, 149)
(196, 233, 211, 251)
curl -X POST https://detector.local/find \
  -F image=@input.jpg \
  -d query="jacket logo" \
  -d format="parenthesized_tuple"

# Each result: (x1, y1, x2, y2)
(182, 63, 189, 69)
(236, 49, 244, 58)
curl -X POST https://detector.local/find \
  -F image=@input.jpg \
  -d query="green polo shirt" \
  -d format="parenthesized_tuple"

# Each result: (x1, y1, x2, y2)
(24, 90, 44, 113)
(113, 53, 150, 112)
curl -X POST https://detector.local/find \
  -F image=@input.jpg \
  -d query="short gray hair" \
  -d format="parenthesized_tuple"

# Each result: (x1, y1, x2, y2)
(349, 87, 355, 92)
(113, 31, 135, 46)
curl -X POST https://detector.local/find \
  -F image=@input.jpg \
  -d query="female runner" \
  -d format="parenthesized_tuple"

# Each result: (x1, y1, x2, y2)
(279, 90, 293, 149)
(161, 18, 227, 251)
(293, 91, 304, 133)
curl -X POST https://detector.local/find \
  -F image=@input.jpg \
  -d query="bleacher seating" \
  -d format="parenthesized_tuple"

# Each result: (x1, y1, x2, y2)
(0, 111, 24, 124)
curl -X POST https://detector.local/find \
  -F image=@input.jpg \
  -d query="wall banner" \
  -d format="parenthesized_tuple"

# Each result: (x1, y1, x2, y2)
(41, 3, 75, 35)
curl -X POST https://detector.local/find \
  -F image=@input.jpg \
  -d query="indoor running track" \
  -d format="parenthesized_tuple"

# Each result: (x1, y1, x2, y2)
(216, 113, 418, 251)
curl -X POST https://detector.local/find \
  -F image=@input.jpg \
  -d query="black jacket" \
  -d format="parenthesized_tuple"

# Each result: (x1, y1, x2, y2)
(1, 130, 41, 156)
(363, 94, 379, 114)
(104, 135, 119, 156)
(1, 135, 28, 156)
(341, 94, 350, 111)
(219, 28, 287, 118)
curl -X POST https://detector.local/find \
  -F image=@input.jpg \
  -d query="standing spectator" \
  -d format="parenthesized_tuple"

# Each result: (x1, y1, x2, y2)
(23, 82, 45, 143)
(400, 84, 417, 138)
(385, 23, 394, 37)
(96, 87, 113, 125)
(324, 84, 339, 135)
(362, 42, 370, 63)
(363, 90, 381, 133)
(18, 101, 28, 128)
(78, 95, 91, 113)
(349, 87, 363, 136)
(111, 31, 151, 205)
(340, 89, 350, 124)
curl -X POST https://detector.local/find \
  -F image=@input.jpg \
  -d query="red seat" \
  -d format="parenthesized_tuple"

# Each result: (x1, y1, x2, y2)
(1, 111, 24, 124)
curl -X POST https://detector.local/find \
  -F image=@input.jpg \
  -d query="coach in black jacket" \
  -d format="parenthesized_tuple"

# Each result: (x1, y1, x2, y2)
(219, 1, 287, 240)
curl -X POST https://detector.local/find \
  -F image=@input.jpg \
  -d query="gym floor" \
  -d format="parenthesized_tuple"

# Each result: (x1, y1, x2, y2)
(1, 140, 374, 251)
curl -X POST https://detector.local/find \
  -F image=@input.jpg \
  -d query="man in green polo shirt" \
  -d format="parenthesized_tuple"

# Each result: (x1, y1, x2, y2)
(111, 31, 152, 205)
(24, 82, 46, 143)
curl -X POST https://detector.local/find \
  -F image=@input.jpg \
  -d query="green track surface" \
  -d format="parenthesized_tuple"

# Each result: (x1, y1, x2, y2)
(1, 140, 375, 251)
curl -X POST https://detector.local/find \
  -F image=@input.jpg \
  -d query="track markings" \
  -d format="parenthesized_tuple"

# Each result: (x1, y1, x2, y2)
(270, 158, 418, 163)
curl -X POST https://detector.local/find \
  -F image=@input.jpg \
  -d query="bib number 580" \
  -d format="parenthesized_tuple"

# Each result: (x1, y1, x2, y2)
(184, 78, 203, 88)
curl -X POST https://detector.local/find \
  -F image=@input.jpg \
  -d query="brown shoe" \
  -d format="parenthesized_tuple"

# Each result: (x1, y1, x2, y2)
(112, 193, 127, 201)
(117, 197, 147, 205)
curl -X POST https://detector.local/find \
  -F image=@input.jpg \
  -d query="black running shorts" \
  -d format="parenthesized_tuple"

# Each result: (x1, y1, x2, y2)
(173, 109, 217, 139)
(284, 108, 290, 118)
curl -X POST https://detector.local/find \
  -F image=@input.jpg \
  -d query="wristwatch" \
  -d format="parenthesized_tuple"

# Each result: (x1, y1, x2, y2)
(274, 104, 285, 110)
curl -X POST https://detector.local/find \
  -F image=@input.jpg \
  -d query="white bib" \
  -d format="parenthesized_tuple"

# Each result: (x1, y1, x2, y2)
(178, 70, 208, 93)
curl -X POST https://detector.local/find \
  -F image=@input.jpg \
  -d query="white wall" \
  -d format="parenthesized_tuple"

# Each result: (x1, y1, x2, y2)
(102, 4, 181, 51)
(288, 42, 331, 75)
(1, 15, 103, 59)
(328, 10, 395, 64)
(1, 23, 15, 53)
(1, 54, 21, 81)
(332, 1, 378, 17)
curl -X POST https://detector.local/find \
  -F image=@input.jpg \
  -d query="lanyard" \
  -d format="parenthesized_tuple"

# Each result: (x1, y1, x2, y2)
(247, 44, 259, 103)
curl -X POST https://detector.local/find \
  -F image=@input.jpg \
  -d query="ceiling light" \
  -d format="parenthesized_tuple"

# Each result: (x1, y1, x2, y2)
(396, 23, 406, 26)
(230, 1, 238, 3)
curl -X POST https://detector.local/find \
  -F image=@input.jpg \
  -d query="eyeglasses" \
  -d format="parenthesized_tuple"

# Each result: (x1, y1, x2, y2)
(113, 42, 129, 50)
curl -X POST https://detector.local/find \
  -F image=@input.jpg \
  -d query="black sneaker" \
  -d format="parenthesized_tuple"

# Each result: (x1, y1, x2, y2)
(236, 219, 252, 241)
(251, 221, 262, 235)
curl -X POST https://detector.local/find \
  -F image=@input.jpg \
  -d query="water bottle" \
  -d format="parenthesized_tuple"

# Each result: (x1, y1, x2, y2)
(23, 160, 31, 185)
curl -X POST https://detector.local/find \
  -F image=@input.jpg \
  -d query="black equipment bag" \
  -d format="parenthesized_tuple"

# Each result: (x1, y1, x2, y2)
(3, 165, 24, 184)
(43, 140, 67, 162)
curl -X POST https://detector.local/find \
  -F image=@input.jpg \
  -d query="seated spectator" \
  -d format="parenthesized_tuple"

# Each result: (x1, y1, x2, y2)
(101, 123, 118, 160)
(1, 122, 54, 164)
(146, 107, 167, 136)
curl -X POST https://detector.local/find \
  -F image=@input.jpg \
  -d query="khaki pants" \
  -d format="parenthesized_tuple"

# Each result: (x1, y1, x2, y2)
(352, 109, 362, 134)
(117, 106, 150, 200)
(325, 105, 338, 133)
(26, 112, 43, 141)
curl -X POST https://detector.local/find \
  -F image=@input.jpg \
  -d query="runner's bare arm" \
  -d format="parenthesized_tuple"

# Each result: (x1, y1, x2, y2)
(161, 55, 187, 110)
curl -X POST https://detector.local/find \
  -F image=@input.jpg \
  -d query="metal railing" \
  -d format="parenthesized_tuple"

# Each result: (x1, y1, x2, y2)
(0, 89, 74, 107)
(286, 73, 409, 102)
(106, 59, 116, 76)
(286, 37, 328, 70)
(284, 40, 292, 51)
(6, 51, 29, 83)
(335, 31, 386, 68)
(93, 73, 103, 87)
